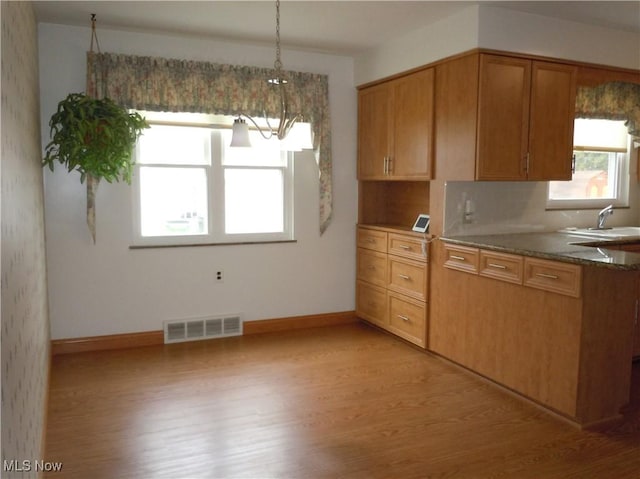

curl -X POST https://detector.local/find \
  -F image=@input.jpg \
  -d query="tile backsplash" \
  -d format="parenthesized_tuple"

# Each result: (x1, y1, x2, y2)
(444, 179, 640, 236)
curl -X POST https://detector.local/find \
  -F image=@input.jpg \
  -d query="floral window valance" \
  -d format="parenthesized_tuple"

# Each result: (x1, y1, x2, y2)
(575, 81, 640, 140)
(87, 51, 333, 234)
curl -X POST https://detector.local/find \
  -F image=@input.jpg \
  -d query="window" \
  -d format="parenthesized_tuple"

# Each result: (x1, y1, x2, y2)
(547, 119, 630, 209)
(132, 113, 293, 246)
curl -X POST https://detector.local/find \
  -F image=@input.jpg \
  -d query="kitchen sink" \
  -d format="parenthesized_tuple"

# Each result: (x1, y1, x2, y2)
(561, 226, 640, 239)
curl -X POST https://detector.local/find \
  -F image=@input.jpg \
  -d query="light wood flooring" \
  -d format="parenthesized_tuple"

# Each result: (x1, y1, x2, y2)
(45, 322, 640, 478)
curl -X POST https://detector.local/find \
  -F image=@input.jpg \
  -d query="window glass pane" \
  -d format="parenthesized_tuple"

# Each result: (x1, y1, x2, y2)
(224, 169, 284, 234)
(139, 166, 208, 236)
(547, 119, 629, 208)
(138, 125, 210, 165)
(222, 130, 286, 167)
(548, 151, 619, 200)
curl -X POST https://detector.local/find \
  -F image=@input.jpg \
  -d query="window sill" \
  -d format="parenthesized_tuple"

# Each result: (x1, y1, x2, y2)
(129, 239, 297, 249)
(545, 202, 629, 211)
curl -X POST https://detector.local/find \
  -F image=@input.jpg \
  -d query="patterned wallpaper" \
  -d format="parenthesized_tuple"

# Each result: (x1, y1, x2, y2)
(1, 2, 51, 477)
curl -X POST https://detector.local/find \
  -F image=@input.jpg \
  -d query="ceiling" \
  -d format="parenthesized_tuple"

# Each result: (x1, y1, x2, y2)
(32, 1, 640, 56)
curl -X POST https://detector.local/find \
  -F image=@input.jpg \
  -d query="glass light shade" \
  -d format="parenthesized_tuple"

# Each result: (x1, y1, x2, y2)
(280, 122, 314, 151)
(230, 118, 252, 147)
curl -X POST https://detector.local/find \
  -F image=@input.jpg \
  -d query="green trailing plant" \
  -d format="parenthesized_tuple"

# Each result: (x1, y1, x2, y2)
(43, 92, 149, 184)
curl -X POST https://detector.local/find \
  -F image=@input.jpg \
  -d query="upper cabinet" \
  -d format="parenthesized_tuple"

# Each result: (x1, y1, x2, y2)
(436, 53, 577, 181)
(358, 68, 434, 180)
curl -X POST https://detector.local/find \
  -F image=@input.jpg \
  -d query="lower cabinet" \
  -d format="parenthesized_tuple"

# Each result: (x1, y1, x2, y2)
(606, 242, 640, 358)
(431, 241, 638, 427)
(387, 292, 426, 346)
(356, 226, 429, 348)
(356, 280, 386, 328)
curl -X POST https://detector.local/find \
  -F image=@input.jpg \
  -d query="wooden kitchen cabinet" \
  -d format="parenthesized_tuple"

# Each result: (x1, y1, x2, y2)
(356, 280, 387, 328)
(356, 225, 429, 347)
(431, 241, 637, 427)
(358, 68, 434, 180)
(636, 275, 640, 358)
(589, 242, 640, 357)
(436, 52, 577, 181)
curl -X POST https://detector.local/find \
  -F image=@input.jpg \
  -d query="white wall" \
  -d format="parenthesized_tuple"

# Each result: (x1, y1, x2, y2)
(355, 4, 640, 85)
(39, 23, 358, 339)
(2, 1, 51, 468)
(477, 6, 640, 70)
(353, 5, 479, 86)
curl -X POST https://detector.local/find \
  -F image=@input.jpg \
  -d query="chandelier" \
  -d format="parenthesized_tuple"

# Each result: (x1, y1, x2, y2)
(230, 0, 313, 150)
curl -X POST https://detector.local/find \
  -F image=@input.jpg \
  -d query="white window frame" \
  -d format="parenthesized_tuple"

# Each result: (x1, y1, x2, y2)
(131, 117, 294, 247)
(546, 121, 631, 210)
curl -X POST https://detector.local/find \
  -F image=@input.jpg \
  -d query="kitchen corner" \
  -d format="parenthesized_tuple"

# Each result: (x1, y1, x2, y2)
(431, 228, 640, 429)
(356, 49, 640, 431)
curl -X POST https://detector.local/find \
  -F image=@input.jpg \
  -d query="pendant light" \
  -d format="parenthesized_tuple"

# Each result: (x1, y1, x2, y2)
(230, 0, 312, 150)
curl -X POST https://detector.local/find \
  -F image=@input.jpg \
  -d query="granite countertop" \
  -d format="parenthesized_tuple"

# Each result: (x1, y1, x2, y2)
(440, 232, 640, 270)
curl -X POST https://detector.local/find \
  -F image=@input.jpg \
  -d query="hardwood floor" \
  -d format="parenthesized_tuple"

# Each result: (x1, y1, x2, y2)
(45, 322, 640, 478)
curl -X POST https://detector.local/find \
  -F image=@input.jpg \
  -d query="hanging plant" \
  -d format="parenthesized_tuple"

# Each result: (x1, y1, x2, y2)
(43, 92, 148, 184)
(42, 92, 149, 243)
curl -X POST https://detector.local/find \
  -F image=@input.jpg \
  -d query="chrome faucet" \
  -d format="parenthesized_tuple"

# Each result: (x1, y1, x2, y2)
(595, 204, 614, 229)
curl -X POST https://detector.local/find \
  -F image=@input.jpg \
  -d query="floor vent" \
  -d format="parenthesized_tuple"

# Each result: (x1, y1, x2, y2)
(164, 314, 243, 344)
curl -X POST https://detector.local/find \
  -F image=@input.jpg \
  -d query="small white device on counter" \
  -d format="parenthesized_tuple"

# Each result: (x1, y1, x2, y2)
(412, 214, 430, 233)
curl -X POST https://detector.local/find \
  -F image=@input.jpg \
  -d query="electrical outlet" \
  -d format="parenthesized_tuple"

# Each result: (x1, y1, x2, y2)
(215, 270, 224, 283)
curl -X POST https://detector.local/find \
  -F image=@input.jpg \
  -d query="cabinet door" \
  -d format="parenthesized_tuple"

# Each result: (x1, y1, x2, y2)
(527, 61, 577, 181)
(387, 255, 428, 301)
(391, 68, 434, 179)
(357, 227, 387, 253)
(476, 55, 530, 180)
(357, 248, 387, 287)
(358, 84, 391, 179)
(388, 291, 426, 347)
(635, 275, 640, 358)
(356, 280, 387, 327)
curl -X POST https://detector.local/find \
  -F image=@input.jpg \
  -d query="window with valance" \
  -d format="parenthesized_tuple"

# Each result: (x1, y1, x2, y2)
(86, 51, 333, 234)
(547, 80, 640, 209)
(575, 81, 640, 139)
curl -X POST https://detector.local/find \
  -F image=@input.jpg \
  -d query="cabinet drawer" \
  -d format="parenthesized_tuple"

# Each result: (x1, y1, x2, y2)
(523, 258, 581, 298)
(357, 248, 387, 287)
(479, 250, 523, 284)
(443, 244, 479, 274)
(388, 291, 426, 347)
(388, 255, 428, 301)
(356, 280, 387, 326)
(388, 233, 428, 262)
(357, 228, 387, 253)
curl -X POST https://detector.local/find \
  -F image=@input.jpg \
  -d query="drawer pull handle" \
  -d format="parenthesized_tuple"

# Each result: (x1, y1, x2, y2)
(488, 263, 507, 269)
(536, 272, 559, 280)
(397, 315, 410, 322)
(399, 245, 411, 250)
(398, 274, 410, 280)
(367, 238, 375, 243)
(450, 255, 466, 261)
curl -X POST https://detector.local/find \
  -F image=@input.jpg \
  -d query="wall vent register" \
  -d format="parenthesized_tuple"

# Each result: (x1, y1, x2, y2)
(164, 314, 243, 344)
